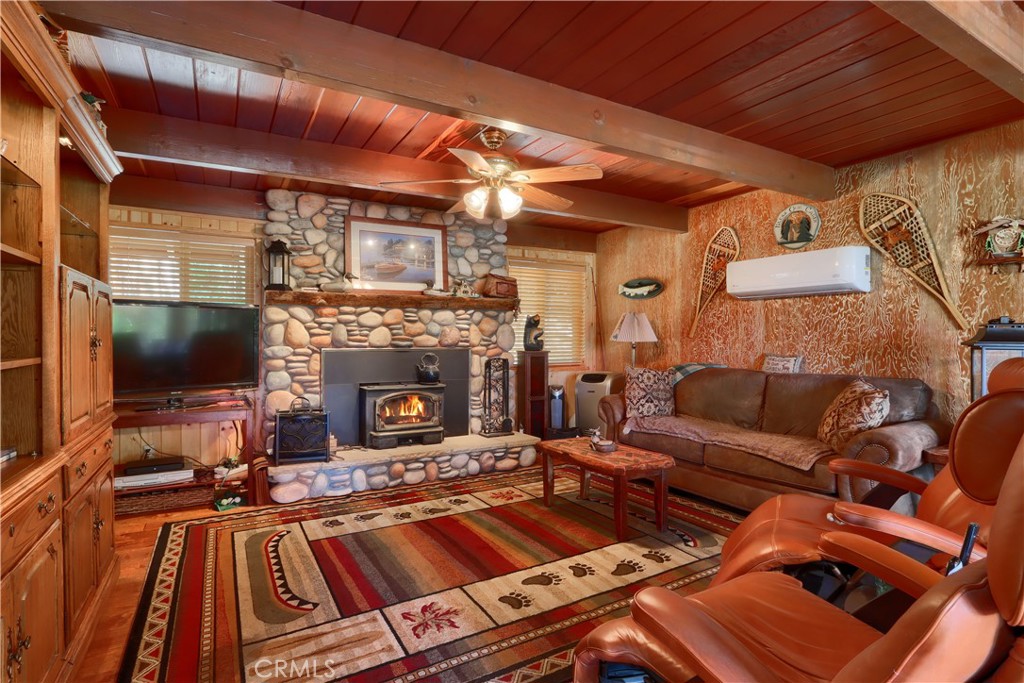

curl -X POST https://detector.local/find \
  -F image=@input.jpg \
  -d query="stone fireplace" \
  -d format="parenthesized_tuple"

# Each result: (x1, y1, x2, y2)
(259, 190, 518, 453)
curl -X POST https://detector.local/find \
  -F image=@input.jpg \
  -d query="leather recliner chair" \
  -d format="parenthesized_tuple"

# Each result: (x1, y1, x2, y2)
(573, 432, 1024, 682)
(712, 385, 1024, 585)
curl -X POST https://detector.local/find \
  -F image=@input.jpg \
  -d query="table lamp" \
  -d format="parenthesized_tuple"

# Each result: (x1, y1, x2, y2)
(610, 312, 657, 367)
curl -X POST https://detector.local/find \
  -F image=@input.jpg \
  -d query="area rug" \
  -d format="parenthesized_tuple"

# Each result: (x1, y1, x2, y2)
(120, 466, 741, 683)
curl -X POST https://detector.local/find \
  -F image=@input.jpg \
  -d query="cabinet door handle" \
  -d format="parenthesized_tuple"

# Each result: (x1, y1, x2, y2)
(76, 461, 88, 478)
(37, 493, 56, 515)
(4, 626, 14, 679)
(5, 617, 30, 678)
(104, 438, 113, 450)
(8, 524, 14, 538)
(47, 543, 57, 559)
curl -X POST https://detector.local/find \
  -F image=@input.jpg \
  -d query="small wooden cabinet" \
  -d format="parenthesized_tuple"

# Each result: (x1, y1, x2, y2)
(63, 457, 114, 640)
(0, 521, 64, 683)
(517, 351, 549, 438)
(61, 268, 113, 445)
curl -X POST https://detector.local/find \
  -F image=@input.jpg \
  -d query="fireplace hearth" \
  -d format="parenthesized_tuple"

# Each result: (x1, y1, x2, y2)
(359, 382, 445, 449)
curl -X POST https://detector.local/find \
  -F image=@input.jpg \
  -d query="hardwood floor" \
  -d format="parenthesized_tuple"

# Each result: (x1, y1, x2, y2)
(72, 506, 236, 682)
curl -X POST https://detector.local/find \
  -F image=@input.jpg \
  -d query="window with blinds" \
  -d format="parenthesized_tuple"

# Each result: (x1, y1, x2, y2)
(109, 227, 257, 304)
(509, 259, 587, 365)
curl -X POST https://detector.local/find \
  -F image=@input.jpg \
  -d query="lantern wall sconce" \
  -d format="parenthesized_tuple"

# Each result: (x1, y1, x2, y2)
(962, 315, 1024, 400)
(266, 240, 292, 291)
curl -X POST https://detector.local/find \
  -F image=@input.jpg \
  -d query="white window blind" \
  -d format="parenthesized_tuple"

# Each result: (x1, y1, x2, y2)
(509, 260, 587, 365)
(109, 227, 256, 304)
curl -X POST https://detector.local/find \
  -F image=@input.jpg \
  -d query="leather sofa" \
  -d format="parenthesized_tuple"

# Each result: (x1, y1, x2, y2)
(599, 368, 948, 511)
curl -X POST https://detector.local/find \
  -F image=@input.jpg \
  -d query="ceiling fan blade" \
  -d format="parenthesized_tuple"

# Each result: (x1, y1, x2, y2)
(379, 178, 479, 186)
(445, 199, 467, 215)
(510, 163, 603, 184)
(519, 184, 574, 211)
(448, 148, 493, 175)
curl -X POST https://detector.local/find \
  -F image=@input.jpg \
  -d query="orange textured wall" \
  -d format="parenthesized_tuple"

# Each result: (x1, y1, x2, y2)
(597, 121, 1023, 421)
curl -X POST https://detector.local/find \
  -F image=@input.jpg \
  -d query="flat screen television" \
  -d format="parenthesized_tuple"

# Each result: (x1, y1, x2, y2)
(113, 300, 260, 397)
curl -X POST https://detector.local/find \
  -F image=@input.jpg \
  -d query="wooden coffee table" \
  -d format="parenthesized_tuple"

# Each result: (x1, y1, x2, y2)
(538, 438, 675, 541)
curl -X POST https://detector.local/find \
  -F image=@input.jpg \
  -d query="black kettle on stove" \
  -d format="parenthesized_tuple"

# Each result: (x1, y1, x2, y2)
(416, 352, 441, 384)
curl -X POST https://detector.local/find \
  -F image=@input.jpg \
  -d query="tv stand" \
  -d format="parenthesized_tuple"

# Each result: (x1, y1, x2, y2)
(113, 395, 267, 506)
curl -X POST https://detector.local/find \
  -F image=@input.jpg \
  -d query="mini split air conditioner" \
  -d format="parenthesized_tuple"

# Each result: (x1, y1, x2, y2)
(726, 245, 871, 299)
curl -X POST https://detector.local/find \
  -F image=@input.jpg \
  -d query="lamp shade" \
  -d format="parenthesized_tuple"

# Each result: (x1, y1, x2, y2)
(610, 312, 658, 343)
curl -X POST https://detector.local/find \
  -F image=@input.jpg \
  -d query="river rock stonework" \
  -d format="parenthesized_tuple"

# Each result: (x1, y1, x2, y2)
(260, 190, 519, 454)
(262, 190, 509, 291)
(260, 303, 516, 449)
(266, 435, 540, 503)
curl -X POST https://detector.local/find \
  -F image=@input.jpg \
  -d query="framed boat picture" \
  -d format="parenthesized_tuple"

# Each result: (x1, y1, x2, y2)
(345, 216, 448, 292)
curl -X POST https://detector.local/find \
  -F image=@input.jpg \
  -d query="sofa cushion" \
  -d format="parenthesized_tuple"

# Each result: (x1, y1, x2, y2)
(624, 367, 675, 418)
(704, 444, 838, 494)
(761, 373, 932, 437)
(621, 429, 705, 465)
(817, 379, 890, 451)
(674, 368, 766, 429)
(624, 414, 833, 471)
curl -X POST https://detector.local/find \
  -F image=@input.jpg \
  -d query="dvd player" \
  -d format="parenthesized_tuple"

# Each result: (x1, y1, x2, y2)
(122, 456, 186, 476)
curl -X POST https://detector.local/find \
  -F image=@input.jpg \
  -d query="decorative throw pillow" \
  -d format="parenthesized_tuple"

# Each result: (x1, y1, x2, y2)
(817, 379, 891, 451)
(762, 354, 804, 373)
(624, 367, 675, 418)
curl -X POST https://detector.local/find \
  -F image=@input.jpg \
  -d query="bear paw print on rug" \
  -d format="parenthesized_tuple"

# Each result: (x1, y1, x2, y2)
(611, 559, 645, 576)
(521, 571, 562, 586)
(498, 591, 533, 609)
(642, 550, 671, 563)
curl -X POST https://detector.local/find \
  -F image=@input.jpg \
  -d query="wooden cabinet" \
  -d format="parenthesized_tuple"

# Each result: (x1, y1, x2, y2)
(1, 5, 121, 681)
(517, 351, 549, 438)
(63, 459, 114, 640)
(61, 268, 113, 445)
(0, 521, 64, 683)
(1, 51, 55, 479)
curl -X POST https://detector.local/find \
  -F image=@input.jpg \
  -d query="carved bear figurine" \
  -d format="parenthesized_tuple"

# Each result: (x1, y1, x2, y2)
(523, 314, 544, 350)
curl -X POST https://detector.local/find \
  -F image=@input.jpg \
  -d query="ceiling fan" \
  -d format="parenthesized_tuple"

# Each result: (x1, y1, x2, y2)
(380, 128, 603, 220)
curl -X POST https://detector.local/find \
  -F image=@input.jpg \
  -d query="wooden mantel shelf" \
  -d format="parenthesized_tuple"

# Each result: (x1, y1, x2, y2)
(264, 290, 520, 311)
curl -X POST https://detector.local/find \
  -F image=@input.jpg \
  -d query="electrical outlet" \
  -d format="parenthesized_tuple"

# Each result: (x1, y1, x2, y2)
(143, 446, 156, 459)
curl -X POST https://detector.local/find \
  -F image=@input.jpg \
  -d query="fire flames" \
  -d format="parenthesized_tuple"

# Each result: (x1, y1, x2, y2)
(381, 394, 429, 424)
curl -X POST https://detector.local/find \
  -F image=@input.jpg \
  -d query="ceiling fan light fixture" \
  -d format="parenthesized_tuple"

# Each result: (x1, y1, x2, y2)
(464, 186, 489, 219)
(498, 186, 523, 219)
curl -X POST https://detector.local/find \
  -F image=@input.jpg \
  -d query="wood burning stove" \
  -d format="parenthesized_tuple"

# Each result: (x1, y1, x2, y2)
(359, 382, 445, 449)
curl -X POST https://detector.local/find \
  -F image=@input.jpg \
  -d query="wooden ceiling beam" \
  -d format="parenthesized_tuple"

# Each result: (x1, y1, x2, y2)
(42, 0, 836, 200)
(110, 175, 598, 250)
(102, 109, 688, 232)
(110, 175, 268, 220)
(874, 1, 1024, 103)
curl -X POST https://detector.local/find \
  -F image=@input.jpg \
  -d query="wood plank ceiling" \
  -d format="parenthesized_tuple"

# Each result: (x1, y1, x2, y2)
(48, 0, 1024, 233)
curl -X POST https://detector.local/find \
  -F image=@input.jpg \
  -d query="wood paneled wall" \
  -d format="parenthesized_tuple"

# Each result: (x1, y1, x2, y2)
(597, 121, 1023, 422)
(107, 206, 261, 466)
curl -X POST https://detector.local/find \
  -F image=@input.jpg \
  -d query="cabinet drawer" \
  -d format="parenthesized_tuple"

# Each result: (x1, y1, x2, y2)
(0, 473, 62, 575)
(64, 428, 113, 500)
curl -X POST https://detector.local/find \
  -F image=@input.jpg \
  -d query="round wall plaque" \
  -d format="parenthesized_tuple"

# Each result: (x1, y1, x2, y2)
(774, 203, 821, 249)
